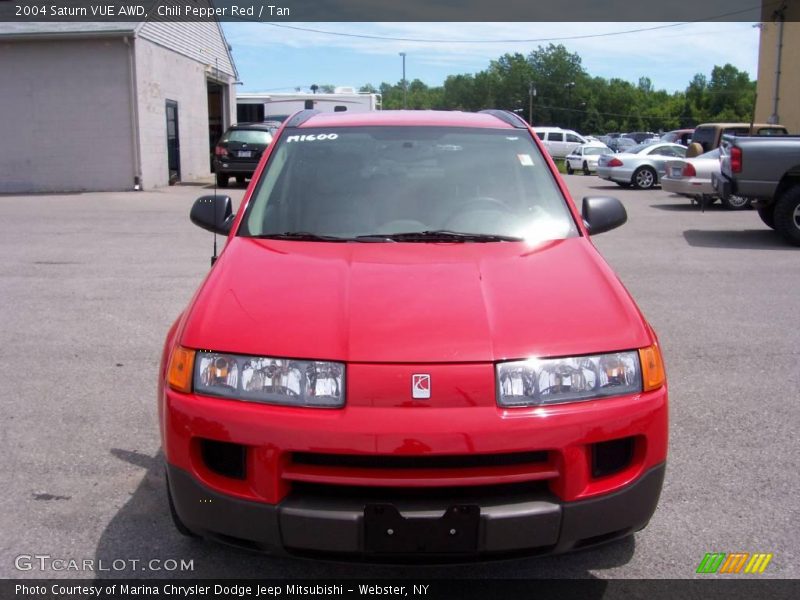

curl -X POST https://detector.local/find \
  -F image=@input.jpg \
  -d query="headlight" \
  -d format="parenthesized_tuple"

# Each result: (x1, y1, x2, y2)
(496, 351, 642, 407)
(194, 351, 345, 408)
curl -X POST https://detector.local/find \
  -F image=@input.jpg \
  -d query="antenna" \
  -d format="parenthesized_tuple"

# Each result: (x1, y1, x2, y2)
(211, 56, 220, 267)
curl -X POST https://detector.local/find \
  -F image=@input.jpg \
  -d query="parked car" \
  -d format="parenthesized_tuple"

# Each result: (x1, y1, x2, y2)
(661, 148, 750, 210)
(565, 143, 614, 175)
(660, 129, 694, 146)
(213, 123, 277, 187)
(690, 122, 788, 153)
(596, 142, 687, 189)
(623, 132, 659, 144)
(715, 133, 800, 244)
(608, 137, 637, 153)
(161, 109, 668, 559)
(534, 126, 588, 158)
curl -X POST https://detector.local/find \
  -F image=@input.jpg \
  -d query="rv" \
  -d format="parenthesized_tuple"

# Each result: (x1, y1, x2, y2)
(237, 87, 382, 123)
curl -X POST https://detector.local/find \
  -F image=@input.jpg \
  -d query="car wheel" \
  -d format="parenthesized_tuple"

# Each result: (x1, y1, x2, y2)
(720, 194, 751, 210)
(633, 166, 657, 190)
(216, 173, 229, 188)
(566, 161, 574, 175)
(757, 204, 776, 229)
(583, 161, 591, 176)
(166, 473, 199, 538)
(773, 185, 800, 246)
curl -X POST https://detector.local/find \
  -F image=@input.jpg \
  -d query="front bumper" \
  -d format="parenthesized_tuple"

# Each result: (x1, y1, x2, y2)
(167, 462, 665, 558)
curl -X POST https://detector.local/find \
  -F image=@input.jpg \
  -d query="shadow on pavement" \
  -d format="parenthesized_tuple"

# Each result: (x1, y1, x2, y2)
(650, 202, 726, 212)
(94, 449, 635, 583)
(682, 229, 791, 250)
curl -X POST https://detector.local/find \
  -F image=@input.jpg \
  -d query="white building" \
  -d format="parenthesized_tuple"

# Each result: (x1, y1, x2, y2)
(0, 20, 238, 192)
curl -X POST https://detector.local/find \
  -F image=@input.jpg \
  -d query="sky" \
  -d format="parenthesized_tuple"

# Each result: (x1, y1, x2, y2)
(221, 22, 761, 95)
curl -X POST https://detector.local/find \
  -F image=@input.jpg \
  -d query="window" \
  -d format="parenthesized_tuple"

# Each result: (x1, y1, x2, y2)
(549, 133, 564, 142)
(334, 106, 348, 112)
(242, 127, 578, 242)
(223, 130, 273, 145)
(566, 134, 582, 143)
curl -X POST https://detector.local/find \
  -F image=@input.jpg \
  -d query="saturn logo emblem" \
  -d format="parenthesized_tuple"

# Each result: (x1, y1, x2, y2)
(412, 374, 431, 399)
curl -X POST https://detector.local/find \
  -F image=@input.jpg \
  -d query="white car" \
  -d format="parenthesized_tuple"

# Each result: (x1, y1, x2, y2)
(565, 144, 614, 175)
(534, 127, 587, 158)
(661, 148, 751, 210)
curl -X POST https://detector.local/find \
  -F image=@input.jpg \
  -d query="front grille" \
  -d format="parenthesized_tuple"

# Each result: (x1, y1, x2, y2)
(292, 451, 548, 470)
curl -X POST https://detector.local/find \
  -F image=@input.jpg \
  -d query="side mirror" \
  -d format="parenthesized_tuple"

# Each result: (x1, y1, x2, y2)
(190, 195, 234, 235)
(582, 196, 627, 235)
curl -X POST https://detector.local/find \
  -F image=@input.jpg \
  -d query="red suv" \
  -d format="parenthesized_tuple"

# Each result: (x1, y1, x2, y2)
(160, 109, 668, 559)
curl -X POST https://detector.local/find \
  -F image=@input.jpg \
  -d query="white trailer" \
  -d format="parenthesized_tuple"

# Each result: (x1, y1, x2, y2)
(237, 87, 381, 123)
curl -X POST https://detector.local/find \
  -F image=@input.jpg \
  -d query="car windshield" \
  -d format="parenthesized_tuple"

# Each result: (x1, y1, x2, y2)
(224, 130, 273, 145)
(583, 147, 611, 156)
(240, 126, 578, 242)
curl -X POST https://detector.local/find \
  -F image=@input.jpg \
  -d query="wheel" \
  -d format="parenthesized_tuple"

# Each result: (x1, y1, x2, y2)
(583, 161, 591, 176)
(757, 204, 776, 229)
(236, 176, 246, 184)
(216, 173, 229, 188)
(720, 194, 751, 210)
(632, 166, 657, 190)
(565, 161, 574, 175)
(166, 473, 199, 538)
(773, 185, 800, 246)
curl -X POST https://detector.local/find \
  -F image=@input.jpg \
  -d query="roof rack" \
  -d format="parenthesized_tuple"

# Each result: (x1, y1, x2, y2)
(479, 109, 529, 129)
(284, 109, 320, 128)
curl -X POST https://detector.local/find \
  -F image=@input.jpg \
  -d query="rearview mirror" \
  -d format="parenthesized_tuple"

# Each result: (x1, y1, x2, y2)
(190, 195, 234, 235)
(581, 196, 627, 235)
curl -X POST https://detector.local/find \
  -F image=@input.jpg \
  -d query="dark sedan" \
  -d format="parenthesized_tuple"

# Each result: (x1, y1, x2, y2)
(213, 123, 277, 187)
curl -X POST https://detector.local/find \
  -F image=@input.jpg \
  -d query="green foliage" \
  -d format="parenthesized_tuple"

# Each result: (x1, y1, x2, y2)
(368, 46, 757, 134)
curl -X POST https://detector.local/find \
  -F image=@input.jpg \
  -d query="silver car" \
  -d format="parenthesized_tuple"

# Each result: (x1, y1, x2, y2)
(596, 142, 687, 189)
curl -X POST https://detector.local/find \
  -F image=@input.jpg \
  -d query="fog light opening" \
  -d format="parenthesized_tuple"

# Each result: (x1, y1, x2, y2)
(200, 439, 247, 480)
(591, 437, 635, 479)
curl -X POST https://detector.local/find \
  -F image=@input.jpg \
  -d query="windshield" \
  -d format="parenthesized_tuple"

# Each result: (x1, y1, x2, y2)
(584, 147, 611, 156)
(240, 126, 578, 242)
(224, 130, 273, 145)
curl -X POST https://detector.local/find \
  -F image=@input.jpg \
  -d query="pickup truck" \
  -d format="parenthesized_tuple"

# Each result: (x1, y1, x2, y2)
(714, 134, 800, 246)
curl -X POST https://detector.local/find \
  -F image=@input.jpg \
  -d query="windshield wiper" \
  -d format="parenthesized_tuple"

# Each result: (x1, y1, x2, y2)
(252, 231, 350, 242)
(355, 230, 523, 243)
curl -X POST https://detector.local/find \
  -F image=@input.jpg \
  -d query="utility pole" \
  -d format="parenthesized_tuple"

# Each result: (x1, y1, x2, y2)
(528, 82, 536, 125)
(564, 82, 575, 129)
(399, 52, 407, 109)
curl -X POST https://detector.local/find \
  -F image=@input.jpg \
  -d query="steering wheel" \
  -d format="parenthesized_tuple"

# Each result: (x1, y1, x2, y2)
(448, 196, 512, 219)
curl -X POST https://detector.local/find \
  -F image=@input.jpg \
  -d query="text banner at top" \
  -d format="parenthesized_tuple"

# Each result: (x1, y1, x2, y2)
(0, 0, 787, 23)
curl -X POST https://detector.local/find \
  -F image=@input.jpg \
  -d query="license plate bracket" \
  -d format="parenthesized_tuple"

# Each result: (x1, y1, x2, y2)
(364, 504, 480, 553)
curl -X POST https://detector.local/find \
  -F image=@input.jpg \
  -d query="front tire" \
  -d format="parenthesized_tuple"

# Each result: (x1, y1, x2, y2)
(720, 194, 751, 210)
(773, 185, 800, 246)
(216, 173, 229, 188)
(633, 166, 657, 190)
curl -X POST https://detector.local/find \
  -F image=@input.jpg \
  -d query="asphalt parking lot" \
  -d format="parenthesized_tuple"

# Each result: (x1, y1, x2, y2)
(0, 175, 797, 580)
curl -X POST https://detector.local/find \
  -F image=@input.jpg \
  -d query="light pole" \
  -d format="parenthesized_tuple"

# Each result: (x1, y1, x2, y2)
(528, 82, 537, 125)
(399, 52, 407, 109)
(564, 82, 575, 128)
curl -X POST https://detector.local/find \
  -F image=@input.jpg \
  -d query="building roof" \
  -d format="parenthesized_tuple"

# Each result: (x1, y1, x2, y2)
(0, 18, 238, 79)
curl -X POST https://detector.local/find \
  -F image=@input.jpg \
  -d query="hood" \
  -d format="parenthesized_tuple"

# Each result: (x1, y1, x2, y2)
(180, 237, 651, 363)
